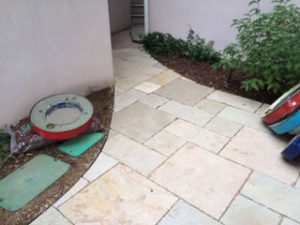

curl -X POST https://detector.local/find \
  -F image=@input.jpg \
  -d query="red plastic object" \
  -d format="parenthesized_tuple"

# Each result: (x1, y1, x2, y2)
(262, 84, 300, 125)
(30, 94, 94, 141)
(32, 116, 94, 140)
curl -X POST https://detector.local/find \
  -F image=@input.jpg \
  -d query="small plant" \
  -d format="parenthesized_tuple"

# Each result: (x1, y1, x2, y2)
(141, 32, 177, 57)
(142, 30, 221, 63)
(215, 0, 300, 94)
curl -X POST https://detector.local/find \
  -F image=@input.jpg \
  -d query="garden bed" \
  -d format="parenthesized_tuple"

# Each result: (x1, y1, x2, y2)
(0, 87, 114, 225)
(154, 55, 279, 104)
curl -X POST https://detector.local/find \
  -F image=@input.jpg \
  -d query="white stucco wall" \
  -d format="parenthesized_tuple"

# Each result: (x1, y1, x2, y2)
(108, 0, 131, 33)
(150, 0, 299, 50)
(0, 0, 114, 126)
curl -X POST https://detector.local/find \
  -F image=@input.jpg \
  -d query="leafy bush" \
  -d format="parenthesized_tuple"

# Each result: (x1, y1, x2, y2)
(142, 30, 221, 63)
(215, 0, 300, 94)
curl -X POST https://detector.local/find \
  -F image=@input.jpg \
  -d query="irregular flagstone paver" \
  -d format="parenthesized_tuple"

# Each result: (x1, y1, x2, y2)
(241, 172, 300, 222)
(221, 195, 281, 225)
(296, 179, 300, 189)
(155, 79, 214, 106)
(134, 81, 161, 94)
(195, 98, 225, 115)
(114, 89, 146, 112)
(149, 70, 180, 86)
(126, 55, 158, 66)
(54, 178, 89, 208)
(76, 222, 102, 225)
(117, 48, 152, 59)
(83, 153, 118, 182)
(207, 90, 262, 112)
(113, 49, 153, 62)
(113, 58, 165, 79)
(153, 62, 168, 70)
(255, 103, 270, 116)
(145, 131, 186, 156)
(159, 100, 213, 126)
(282, 218, 300, 225)
(115, 75, 139, 92)
(158, 200, 221, 225)
(139, 94, 169, 109)
(108, 129, 118, 140)
(59, 164, 178, 225)
(103, 134, 166, 176)
(113, 48, 153, 60)
(205, 116, 242, 138)
(164, 119, 229, 153)
(30, 207, 71, 225)
(150, 143, 250, 219)
(218, 106, 271, 133)
(111, 102, 175, 143)
(115, 82, 126, 96)
(221, 127, 298, 184)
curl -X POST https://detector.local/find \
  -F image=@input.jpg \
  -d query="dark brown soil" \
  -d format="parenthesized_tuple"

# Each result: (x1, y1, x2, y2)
(0, 87, 114, 225)
(154, 56, 279, 104)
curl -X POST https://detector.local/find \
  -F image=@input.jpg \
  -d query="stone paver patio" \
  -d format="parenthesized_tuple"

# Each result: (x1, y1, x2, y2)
(31, 48, 300, 225)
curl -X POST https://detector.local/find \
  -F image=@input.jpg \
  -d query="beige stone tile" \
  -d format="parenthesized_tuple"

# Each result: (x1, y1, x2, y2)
(103, 134, 166, 176)
(60, 164, 178, 225)
(127, 55, 158, 66)
(282, 218, 300, 225)
(114, 75, 140, 91)
(255, 103, 270, 116)
(134, 82, 161, 94)
(155, 79, 214, 106)
(30, 207, 71, 225)
(205, 116, 242, 138)
(113, 48, 154, 64)
(149, 70, 180, 86)
(150, 143, 250, 219)
(221, 127, 298, 184)
(159, 100, 213, 126)
(196, 99, 225, 115)
(139, 94, 169, 109)
(114, 58, 165, 81)
(108, 129, 118, 140)
(153, 62, 168, 70)
(111, 102, 175, 143)
(112, 49, 135, 60)
(118, 48, 152, 59)
(242, 172, 300, 223)
(114, 82, 126, 96)
(158, 200, 221, 225)
(164, 119, 229, 153)
(145, 131, 186, 156)
(218, 106, 271, 133)
(221, 195, 281, 225)
(296, 179, 300, 189)
(54, 178, 89, 208)
(83, 153, 118, 182)
(207, 90, 262, 112)
(114, 89, 146, 112)
(75, 222, 101, 225)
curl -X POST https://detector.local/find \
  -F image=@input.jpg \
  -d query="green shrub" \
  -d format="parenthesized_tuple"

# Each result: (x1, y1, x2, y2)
(215, 0, 300, 94)
(142, 30, 221, 63)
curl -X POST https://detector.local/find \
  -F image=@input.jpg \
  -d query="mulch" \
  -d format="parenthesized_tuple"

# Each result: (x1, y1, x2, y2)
(154, 56, 279, 104)
(0, 87, 114, 225)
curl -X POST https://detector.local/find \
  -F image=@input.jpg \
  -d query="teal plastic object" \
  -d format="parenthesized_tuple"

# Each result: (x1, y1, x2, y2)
(58, 132, 104, 157)
(0, 154, 69, 211)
